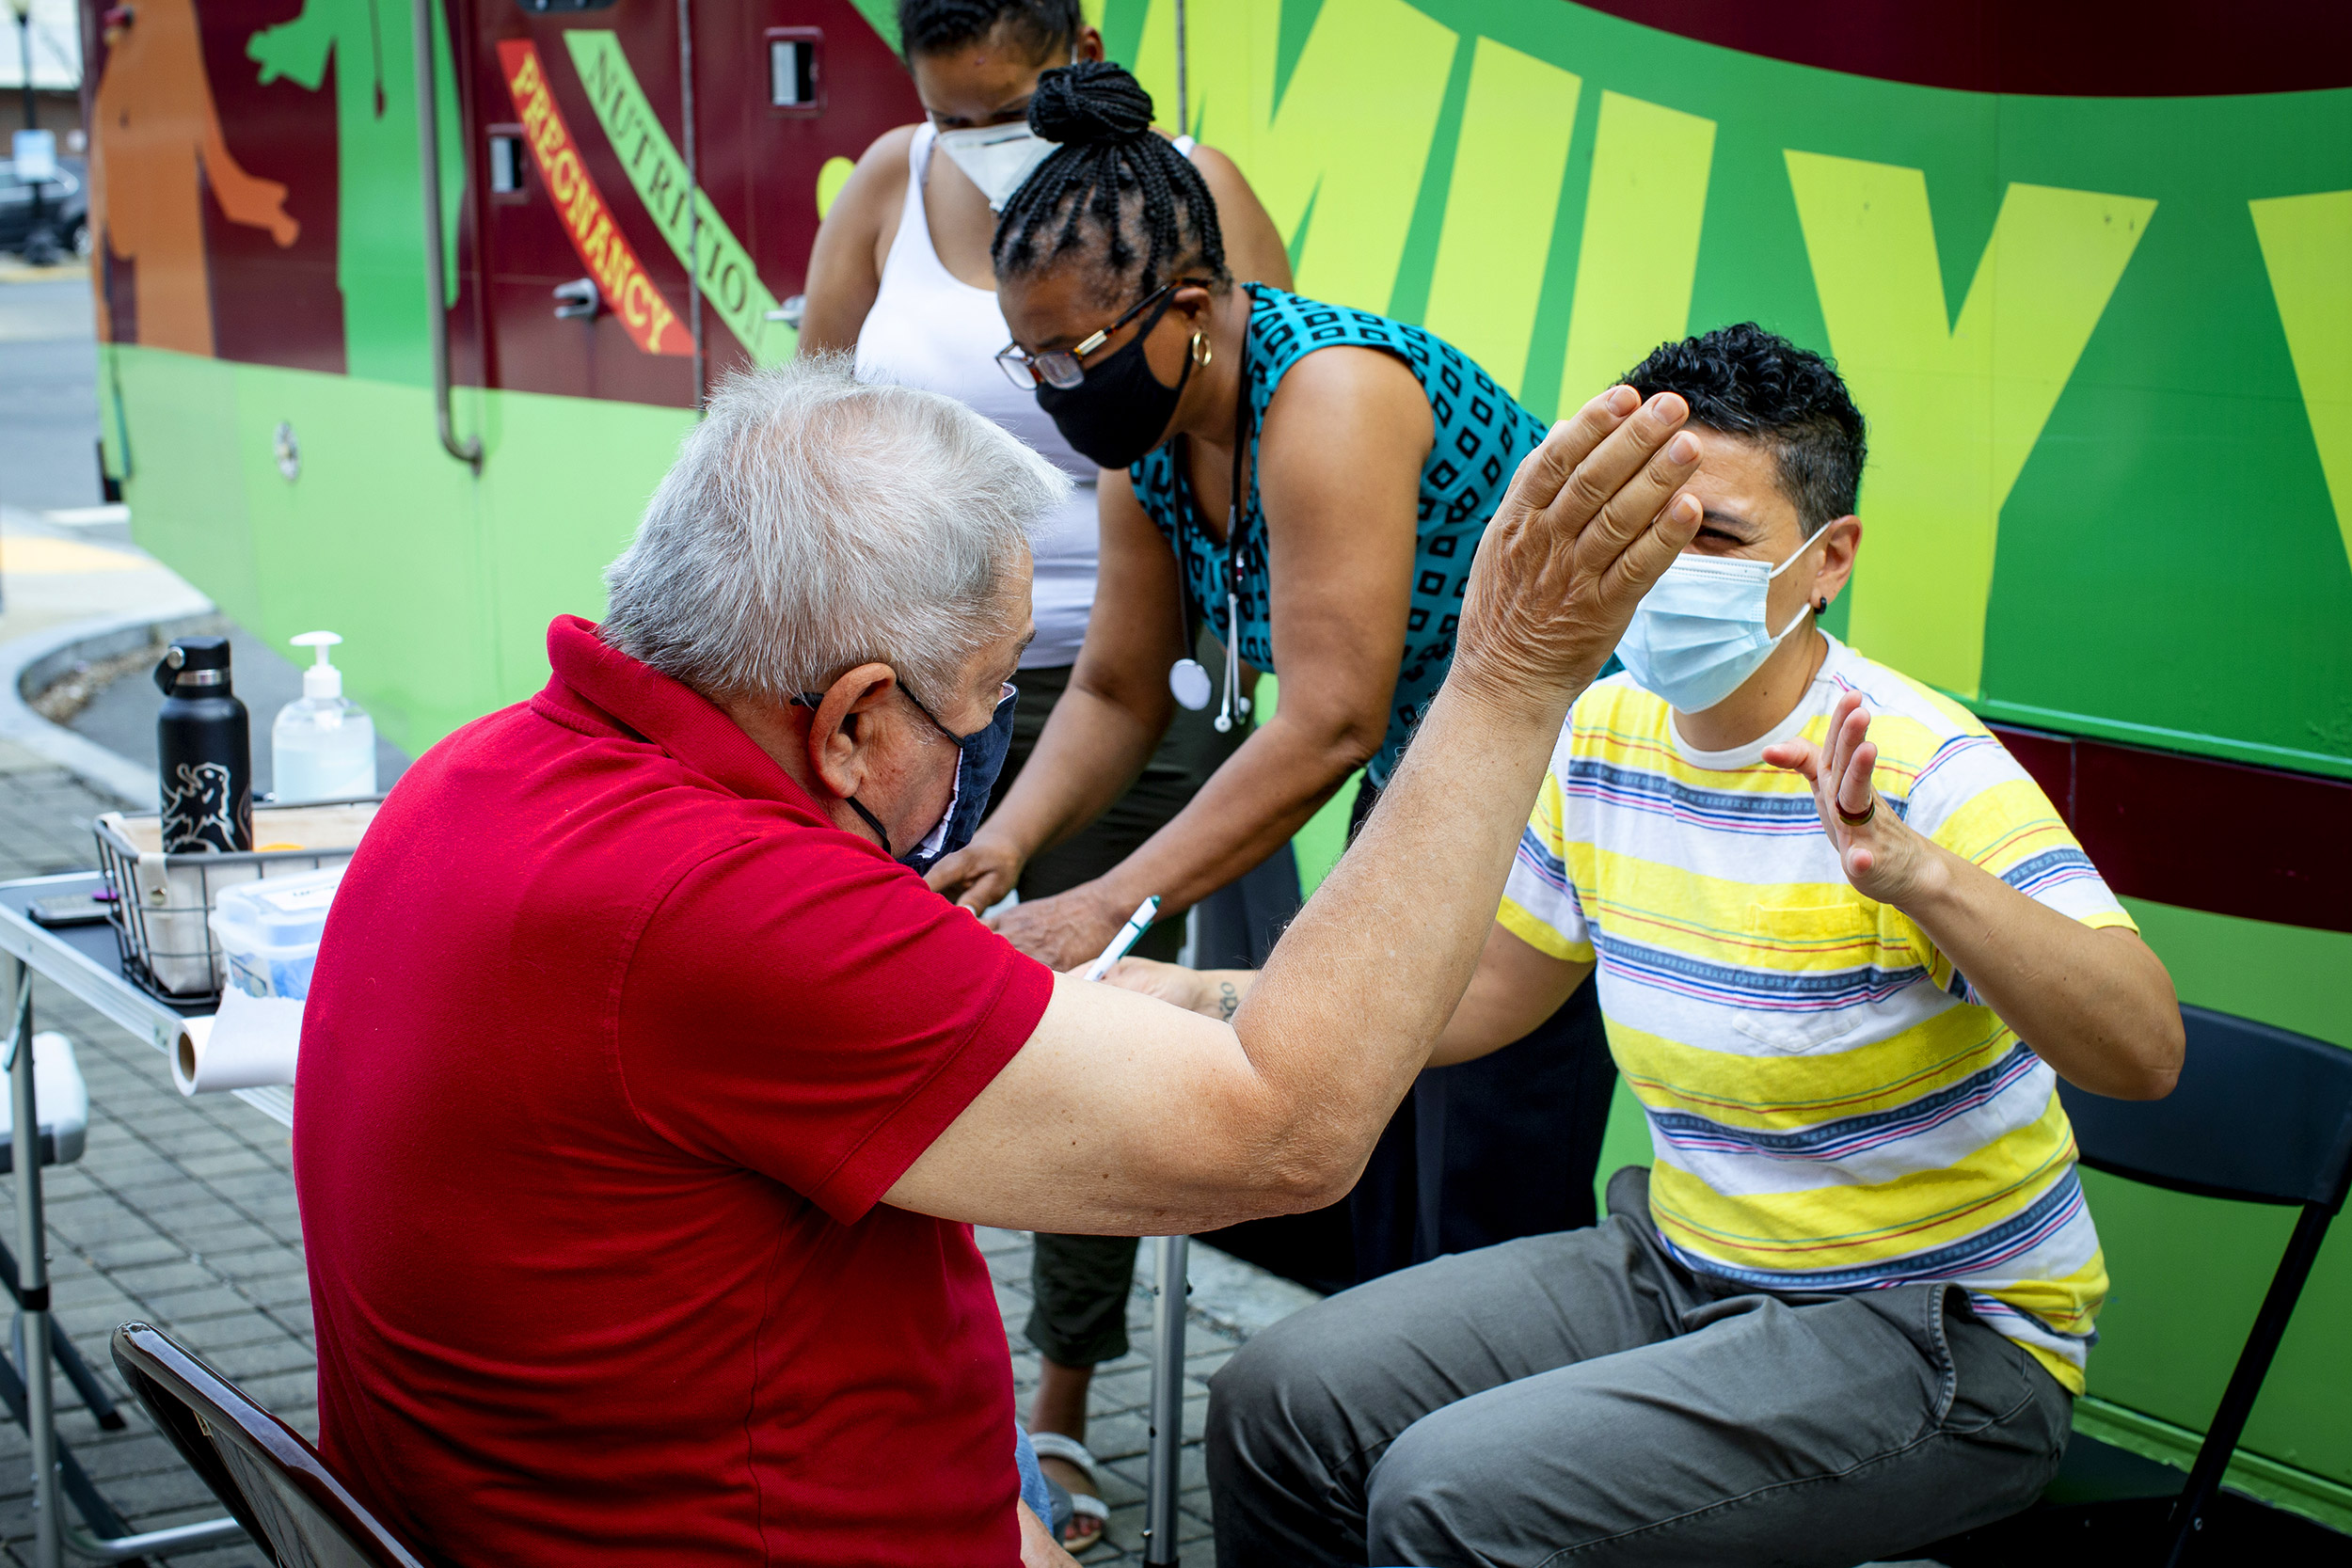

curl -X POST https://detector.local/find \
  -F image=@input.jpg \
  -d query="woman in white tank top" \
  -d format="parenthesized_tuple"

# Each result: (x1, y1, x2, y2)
(846, 118, 1108, 666)
(798, 0, 1292, 1548)
(803, 8, 1290, 673)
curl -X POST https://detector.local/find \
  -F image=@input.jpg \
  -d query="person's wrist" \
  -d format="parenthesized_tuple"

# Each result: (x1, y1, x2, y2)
(1210, 971, 1248, 1022)
(1184, 970, 1223, 1017)
(1444, 652, 1582, 740)
(969, 820, 1034, 868)
(1883, 830, 1956, 917)
(1079, 877, 1144, 933)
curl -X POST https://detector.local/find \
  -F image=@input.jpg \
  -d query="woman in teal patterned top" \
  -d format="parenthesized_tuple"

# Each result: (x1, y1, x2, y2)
(1132, 284, 1548, 785)
(932, 56, 1622, 1371)
(929, 61, 1546, 971)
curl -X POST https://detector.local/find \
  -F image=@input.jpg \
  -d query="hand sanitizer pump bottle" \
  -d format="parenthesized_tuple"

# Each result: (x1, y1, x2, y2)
(272, 631, 378, 802)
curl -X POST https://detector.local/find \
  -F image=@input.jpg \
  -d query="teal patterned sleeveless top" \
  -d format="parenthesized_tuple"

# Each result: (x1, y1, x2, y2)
(1129, 285, 1546, 786)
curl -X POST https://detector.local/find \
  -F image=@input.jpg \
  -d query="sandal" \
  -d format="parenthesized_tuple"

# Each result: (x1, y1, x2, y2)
(1027, 1431, 1111, 1554)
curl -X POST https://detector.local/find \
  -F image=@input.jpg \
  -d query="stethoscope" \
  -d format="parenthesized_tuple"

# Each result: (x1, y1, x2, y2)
(1168, 333, 1255, 735)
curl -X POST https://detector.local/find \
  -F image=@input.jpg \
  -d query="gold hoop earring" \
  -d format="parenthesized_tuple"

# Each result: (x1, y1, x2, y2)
(1191, 331, 1212, 368)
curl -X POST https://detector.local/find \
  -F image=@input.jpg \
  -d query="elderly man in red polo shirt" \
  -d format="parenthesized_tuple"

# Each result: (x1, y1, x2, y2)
(294, 358, 1708, 1566)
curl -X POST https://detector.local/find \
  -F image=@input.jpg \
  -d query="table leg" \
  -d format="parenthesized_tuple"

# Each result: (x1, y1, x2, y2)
(6, 956, 61, 1568)
(1142, 1233, 1188, 1566)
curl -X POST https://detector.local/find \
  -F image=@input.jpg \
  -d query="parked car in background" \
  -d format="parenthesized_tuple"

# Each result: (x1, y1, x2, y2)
(0, 155, 90, 261)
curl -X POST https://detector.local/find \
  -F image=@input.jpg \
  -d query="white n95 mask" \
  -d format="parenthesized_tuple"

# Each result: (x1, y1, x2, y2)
(1615, 539, 1817, 714)
(936, 123, 1059, 212)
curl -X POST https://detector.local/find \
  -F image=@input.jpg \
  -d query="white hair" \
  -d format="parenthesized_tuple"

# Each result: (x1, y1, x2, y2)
(601, 356, 1069, 704)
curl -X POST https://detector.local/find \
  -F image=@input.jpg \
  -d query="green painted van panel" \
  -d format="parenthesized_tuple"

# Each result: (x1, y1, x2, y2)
(115, 346, 693, 755)
(1109, 0, 2352, 769)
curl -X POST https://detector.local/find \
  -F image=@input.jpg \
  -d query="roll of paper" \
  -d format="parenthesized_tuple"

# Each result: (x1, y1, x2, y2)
(174, 989, 304, 1096)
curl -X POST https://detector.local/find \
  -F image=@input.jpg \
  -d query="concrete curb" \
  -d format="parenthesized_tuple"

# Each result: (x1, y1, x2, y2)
(0, 607, 219, 808)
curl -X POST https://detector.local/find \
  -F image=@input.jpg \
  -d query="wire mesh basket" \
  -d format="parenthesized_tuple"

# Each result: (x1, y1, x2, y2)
(93, 798, 383, 1003)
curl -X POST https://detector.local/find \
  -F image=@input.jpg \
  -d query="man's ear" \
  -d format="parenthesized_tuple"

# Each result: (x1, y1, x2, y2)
(804, 662, 899, 800)
(1810, 515, 1862, 610)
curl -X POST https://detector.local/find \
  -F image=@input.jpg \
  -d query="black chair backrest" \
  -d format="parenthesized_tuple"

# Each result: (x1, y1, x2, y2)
(2057, 1005, 2352, 1212)
(111, 1322, 429, 1568)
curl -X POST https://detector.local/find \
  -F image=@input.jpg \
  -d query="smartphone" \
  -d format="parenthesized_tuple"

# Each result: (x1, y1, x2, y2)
(27, 891, 114, 928)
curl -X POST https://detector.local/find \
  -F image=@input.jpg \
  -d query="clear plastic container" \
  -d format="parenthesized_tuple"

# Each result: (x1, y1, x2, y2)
(273, 630, 377, 803)
(96, 799, 379, 998)
(207, 863, 346, 1000)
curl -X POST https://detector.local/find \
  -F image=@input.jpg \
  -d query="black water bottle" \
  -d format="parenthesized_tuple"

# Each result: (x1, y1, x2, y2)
(153, 636, 253, 853)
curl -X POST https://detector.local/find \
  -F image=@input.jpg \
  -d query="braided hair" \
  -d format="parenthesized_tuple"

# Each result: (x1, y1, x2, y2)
(992, 61, 1231, 303)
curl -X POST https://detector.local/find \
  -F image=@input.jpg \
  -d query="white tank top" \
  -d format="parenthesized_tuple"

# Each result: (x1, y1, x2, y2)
(854, 123, 1196, 670)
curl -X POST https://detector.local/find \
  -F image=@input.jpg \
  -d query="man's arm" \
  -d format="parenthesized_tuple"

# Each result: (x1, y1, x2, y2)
(1429, 922, 1592, 1065)
(1765, 691, 2184, 1101)
(1107, 920, 1591, 1069)
(886, 387, 1707, 1234)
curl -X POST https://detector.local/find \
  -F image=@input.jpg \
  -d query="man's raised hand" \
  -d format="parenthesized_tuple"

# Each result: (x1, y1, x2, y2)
(1454, 387, 1705, 713)
(1763, 691, 1940, 910)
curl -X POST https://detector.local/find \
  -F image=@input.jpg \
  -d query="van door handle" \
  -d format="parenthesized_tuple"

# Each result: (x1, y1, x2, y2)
(552, 278, 598, 321)
(411, 0, 480, 469)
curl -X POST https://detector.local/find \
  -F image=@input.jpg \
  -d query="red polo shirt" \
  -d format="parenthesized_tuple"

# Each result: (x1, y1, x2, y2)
(294, 616, 1052, 1566)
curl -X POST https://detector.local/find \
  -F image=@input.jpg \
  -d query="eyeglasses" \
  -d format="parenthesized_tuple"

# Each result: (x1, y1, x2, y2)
(994, 279, 1200, 391)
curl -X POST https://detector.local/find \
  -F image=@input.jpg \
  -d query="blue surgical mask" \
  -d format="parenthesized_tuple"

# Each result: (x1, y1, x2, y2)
(795, 681, 1018, 875)
(1615, 539, 1818, 713)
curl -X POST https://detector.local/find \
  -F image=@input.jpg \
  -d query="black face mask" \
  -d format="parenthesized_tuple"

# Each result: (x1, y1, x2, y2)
(797, 681, 1019, 876)
(1034, 291, 1194, 470)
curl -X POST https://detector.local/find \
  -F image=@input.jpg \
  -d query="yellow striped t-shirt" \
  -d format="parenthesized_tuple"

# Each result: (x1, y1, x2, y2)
(1499, 637, 2132, 1391)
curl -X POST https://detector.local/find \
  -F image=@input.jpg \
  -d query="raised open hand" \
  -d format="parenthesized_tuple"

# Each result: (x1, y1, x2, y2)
(1454, 387, 1706, 712)
(1762, 690, 1940, 909)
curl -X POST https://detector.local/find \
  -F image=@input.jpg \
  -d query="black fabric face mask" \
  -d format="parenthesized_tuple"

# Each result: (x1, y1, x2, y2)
(798, 682, 1019, 875)
(1034, 291, 1194, 470)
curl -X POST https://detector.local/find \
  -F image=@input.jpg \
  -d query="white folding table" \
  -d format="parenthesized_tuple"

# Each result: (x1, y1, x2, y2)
(0, 871, 268, 1565)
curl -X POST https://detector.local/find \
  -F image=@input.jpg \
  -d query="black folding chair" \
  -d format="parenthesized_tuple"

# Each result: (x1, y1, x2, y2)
(111, 1322, 429, 1568)
(1931, 1004, 2352, 1565)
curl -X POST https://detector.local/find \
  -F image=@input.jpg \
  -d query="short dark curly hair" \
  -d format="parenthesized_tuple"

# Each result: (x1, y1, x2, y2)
(1623, 324, 1866, 536)
(895, 0, 1082, 61)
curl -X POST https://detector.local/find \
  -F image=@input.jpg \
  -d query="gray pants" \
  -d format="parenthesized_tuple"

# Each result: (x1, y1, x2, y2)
(1207, 1169, 2072, 1567)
